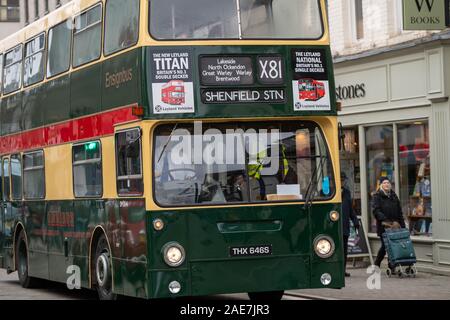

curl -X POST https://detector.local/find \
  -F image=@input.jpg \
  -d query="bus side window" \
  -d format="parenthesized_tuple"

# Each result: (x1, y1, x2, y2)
(73, 4, 103, 68)
(115, 129, 143, 196)
(0, 53, 3, 95)
(24, 33, 45, 87)
(47, 20, 72, 78)
(73, 141, 102, 198)
(2, 158, 10, 201)
(104, 0, 140, 55)
(23, 151, 45, 199)
(11, 154, 22, 200)
(3, 44, 22, 94)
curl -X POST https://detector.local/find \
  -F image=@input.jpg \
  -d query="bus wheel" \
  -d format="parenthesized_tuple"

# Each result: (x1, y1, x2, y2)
(248, 290, 284, 300)
(94, 234, 117, 300)
(15, 230, 38, 288)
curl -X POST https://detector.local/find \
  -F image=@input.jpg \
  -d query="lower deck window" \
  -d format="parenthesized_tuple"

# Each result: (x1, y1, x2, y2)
(73, 141, 102, 197)
(153, 121, 335, 206)
(23, 151, 45, 199)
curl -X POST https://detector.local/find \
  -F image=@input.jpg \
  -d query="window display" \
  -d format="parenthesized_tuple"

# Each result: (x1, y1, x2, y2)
(398, 122, 431, 236)
(365, 125, 394, 233)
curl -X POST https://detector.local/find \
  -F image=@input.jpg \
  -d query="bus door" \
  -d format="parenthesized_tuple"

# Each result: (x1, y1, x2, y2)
(1, 157, 13, 254)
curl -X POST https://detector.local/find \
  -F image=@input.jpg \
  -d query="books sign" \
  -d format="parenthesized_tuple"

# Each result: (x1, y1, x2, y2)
(402, 0, 448, 30)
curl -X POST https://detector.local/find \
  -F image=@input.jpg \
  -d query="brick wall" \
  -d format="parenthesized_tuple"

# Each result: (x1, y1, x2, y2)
(328, 0, 442, 57)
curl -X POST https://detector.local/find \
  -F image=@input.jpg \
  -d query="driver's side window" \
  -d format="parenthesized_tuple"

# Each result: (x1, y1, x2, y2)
(115, 128, 143, 196)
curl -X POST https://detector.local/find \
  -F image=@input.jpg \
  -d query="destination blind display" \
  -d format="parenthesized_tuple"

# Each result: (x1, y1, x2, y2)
(199, 55, 287, 104)
(200, 56, 254, 85)
(201, 88, 286, 104)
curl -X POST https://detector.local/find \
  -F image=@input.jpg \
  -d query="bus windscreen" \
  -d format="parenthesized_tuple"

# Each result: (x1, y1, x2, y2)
(149, 0, 323, 40)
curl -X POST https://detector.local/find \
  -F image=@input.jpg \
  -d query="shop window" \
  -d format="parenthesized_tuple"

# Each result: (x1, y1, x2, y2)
(24, 33, 45, 87)
(340, 127, 361, 215)
(47, 20, 72, 78)
(354, 0, 364, 40)
(104, 0, 139, 55)
(73, 141, 102, 198)
(73, 4, 102, 67)
(23, 151, 45, 199)
(11, 154, 22, 200)
(365, 125, 394, 233)
(116, 129, 143, 196)
(398, 122, 431, 237)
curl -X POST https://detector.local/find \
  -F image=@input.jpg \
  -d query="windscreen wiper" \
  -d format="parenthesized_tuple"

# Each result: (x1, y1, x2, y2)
(303, 154, 327, 210)
(157, 123, 179, 163)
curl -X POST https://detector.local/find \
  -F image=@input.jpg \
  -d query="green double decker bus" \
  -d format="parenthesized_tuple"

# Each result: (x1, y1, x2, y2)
(0, 0, 343, 300)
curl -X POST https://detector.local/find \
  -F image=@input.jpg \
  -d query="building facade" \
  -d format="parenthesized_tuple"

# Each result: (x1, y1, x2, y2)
(329, 0, 450, 275)
(0, 0, 70, 41)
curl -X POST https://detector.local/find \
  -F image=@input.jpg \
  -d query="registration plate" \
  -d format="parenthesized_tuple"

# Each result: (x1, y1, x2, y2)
(229, 245, 272, 257)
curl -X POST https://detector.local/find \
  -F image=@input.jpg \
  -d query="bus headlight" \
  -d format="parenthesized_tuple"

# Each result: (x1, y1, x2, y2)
(313, 236, 335, 258)
(163, 242, 185, 267)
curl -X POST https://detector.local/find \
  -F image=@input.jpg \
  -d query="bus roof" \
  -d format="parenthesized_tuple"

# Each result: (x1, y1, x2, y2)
(0, 0, 99, 53)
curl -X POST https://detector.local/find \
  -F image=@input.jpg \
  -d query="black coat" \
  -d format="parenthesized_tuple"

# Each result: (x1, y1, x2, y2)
(372, 189, 405, 236)
(342, 187, 359, 237)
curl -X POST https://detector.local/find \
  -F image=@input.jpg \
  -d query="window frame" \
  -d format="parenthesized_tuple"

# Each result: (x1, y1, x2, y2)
(23, 32, 47, 88)
(72, 140, 103, 198)
(46, 19, 73, 79)
(72, 2, 104, 69)
(10, 153, 22, 200)
(2, 43, 23, 95)
(23, 150, 46, 200)
(103, 0, 140, 57)
(351, 0, 364, 41)
(151, 121, 336, 208)
(115, 127, 144, 197)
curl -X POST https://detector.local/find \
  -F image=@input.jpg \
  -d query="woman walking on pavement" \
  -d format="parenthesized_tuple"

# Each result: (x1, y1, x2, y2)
(372, 176, 406, 268)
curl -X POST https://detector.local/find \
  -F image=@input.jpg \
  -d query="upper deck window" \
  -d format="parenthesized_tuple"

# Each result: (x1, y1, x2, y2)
(104, 0, 140, 55)
(73, 4, 102, 67)
(0, 53, 3, 95)
(47, 20, 72, 78)
(2, 44, 22, 94)
(24, 33, 45, 87)
(149, 0, 323, 40)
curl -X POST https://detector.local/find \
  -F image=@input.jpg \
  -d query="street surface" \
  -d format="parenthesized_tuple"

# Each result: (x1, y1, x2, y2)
(2, 266, 450, 300)
(0, 269, 308, 300)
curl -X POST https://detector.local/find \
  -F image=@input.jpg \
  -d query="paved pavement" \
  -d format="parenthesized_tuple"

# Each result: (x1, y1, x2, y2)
(291, 264, 450, 300)
(0, 269, 97, 300)
(2, 265, 450, 300)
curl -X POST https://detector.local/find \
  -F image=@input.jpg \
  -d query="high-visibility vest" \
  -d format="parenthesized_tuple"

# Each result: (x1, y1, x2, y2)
(248, 145, 289, 180)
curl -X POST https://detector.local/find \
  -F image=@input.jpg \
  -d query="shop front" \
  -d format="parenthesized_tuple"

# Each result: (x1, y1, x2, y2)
(335, 33, 450, 275)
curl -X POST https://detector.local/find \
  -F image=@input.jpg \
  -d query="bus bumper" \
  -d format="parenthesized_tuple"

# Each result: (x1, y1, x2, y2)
(148, 257, 344, 299)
